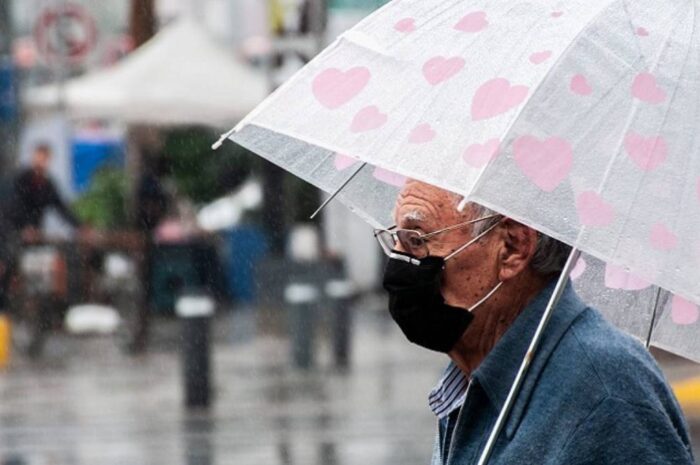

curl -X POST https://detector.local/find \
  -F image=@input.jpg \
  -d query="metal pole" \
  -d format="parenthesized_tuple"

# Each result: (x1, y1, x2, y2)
(127, 0, 157, 352)
(285, 282, 319, 369)
(176, 293, 215, 408)
(0, 0, 14, 367)
(325, 278, 355, 369)
(129, 0, 156, 48)
(0, 0, 15, 174)
(476, 247, 581, 465)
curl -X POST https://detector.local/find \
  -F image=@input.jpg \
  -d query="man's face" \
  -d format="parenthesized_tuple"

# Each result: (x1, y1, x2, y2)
(32, 149, 51, 174)
(393, 180, 502, 309)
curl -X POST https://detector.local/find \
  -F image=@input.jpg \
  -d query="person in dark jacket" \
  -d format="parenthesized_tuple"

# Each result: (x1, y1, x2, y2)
(0, 143, 82, 311)
(8, 143, 81, 233)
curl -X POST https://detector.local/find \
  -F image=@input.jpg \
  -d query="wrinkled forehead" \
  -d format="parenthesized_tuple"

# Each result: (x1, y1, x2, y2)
(393, 180, 467, 227)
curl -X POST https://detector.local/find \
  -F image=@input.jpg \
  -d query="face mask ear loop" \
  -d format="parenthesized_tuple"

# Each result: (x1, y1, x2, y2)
(467, 281, 503, 312)
(444, 220, 501, 262)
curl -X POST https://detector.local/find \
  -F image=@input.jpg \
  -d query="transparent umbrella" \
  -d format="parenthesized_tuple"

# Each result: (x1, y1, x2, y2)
(214, 0, 700, 461)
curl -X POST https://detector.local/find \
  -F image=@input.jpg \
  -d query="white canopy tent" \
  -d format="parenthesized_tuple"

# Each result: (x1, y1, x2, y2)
(25, 18, 268, 126)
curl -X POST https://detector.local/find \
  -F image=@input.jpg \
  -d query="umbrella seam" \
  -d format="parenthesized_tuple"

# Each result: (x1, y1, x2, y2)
(607, 0, 698, 260)
(469, 0, 621, 195)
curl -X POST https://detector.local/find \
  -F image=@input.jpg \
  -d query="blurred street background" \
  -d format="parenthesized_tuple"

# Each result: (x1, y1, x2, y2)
(0, 1, 697, 464)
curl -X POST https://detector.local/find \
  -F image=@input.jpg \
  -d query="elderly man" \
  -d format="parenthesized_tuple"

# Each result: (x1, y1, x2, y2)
(376, 180, 694, 464)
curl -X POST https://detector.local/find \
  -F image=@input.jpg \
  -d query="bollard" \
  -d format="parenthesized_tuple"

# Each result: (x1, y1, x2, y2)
(325, 280, 356, 369)
(285, 283, 319, 369)
(176, 293, 215, 408)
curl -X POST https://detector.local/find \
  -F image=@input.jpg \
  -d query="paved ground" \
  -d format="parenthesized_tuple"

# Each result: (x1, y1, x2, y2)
(0, 302, 699, 465)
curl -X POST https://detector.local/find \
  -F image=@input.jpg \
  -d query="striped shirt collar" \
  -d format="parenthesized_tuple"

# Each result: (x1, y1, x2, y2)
(428, 362, 469, 419)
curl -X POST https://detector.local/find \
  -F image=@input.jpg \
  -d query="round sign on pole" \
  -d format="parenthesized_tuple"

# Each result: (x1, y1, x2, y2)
(34, 3, 97, 66)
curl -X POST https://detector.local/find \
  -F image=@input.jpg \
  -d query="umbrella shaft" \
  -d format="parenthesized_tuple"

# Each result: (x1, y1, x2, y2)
(645, 287, 665, 348)
(476, 247, 581, 465)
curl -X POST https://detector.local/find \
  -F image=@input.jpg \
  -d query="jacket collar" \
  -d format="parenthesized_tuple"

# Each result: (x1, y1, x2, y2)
(471, 279, 587, 438)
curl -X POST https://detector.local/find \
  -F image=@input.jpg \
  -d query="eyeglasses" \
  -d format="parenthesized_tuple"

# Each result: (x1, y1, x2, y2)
(374, 214, 502, 260)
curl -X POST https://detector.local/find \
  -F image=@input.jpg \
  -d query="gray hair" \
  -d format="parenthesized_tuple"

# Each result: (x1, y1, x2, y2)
(467, 202, 572, 277)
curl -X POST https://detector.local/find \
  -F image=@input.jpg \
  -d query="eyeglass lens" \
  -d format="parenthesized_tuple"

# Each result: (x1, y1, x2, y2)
(396, 230, 429, 258)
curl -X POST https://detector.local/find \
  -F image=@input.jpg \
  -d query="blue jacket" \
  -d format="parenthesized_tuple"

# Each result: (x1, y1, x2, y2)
(431, 280, 694, 465)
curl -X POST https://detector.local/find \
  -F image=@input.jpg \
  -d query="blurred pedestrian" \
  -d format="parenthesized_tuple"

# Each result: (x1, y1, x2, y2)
(130, 152, 170, 353)
(0, 143, 83, 312)
(377, 180, 693, 464)
(8, 143, 81, 235)
(136, 153, 169, 233)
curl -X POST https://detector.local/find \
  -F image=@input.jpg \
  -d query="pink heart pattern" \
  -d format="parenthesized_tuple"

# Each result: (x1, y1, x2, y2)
(454, 11, 488, 33)
(570, 257, 587, 280)
(333, 153, 358, 171)
(624, 132, 668, 171)
(394, 18, 416, 33)
(636, 27, 649, 36)
(631, 73, 666, 104)
(529, 51, 552, 65)
(576, 191, 615, 227)
(422, 56, 465, 86)
(351, 105, 388, 133)
(463, 139, 500, 168)
(373, 167, 407, 187)
(408, 123, 436, 144)
(671, 295, 699, 325)
(312, 67, 371, 110)
(551, 11, 564, 18)
(604, 263, 651, 290)
(513, 135, 573, 192)
(471, 78, 529, 121)
(650, 222, 677, 250)
(570, 74, 593, 96)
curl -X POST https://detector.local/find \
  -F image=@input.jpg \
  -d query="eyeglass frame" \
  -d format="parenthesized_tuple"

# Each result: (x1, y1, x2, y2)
(373, 214, 503, 264)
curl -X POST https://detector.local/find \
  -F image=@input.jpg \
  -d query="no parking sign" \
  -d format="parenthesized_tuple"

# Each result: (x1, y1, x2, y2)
(34, 3, 97, 65)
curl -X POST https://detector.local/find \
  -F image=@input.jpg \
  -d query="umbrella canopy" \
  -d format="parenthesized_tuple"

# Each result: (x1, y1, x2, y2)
(25, 18, 268, 126)
(224, 0, 700, 361)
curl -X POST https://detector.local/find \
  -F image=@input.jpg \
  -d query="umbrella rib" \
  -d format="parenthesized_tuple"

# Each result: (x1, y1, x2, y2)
(309, 162, 367, 219)
(644, 286, 665, 349)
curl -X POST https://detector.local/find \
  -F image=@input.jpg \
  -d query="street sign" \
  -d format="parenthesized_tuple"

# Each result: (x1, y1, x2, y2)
(34, 3, 97, 65)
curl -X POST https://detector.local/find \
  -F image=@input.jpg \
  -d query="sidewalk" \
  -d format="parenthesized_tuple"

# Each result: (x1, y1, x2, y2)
(0, 307, 443, 465)
(0, 305, 698, 465)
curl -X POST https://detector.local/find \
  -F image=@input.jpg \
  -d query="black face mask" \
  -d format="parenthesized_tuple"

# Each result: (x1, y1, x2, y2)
(382, 251, 474, 353)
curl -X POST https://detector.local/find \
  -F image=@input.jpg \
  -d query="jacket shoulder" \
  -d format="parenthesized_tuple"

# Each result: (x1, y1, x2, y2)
(564, 308, 690, 441)
(556, 395, 694, 464)
(567, 308, 669, 403)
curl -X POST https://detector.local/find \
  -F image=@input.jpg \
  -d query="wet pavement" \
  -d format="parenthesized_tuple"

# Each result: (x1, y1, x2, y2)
(0, 301, 699, 465)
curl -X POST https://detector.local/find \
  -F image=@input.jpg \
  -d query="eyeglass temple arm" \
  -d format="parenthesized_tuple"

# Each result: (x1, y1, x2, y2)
(444, 220, 501, 261)
(422, 214, 501, 240)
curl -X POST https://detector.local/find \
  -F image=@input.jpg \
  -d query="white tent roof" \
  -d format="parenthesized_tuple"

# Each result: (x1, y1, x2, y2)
(25, 19, 268, 126)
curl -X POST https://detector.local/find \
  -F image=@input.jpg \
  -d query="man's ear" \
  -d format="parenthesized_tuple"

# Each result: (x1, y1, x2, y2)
(497, 219, 539, 281)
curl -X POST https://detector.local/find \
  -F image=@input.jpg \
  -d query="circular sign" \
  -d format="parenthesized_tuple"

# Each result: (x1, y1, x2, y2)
(34, 4, 97, 65)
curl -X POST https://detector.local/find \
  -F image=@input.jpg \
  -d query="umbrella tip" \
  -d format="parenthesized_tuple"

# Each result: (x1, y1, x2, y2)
(212, 127, 238, 150)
